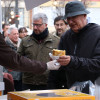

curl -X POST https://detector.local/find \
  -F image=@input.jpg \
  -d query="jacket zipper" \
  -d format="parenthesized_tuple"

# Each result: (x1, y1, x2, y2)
(74, 43, 77, 55)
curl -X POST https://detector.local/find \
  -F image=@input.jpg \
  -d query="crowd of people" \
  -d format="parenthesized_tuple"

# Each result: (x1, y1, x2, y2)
(0, 1, 100, 95)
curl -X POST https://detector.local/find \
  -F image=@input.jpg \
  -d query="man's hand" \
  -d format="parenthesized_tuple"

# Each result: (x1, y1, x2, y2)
(47, 60, 61, 70)
(57, 55, 71, 66)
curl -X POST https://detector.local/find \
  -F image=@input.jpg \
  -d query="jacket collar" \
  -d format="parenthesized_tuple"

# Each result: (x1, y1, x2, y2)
(31, 28, 48, 41)
(27, 31, 53, 44)
(71, 23, 91, 36)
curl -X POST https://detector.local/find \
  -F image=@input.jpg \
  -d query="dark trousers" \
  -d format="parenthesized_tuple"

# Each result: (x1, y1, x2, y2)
(3, 77, 14, 95)
(14, 80, 22, 91)
(22, 83, 47, 90)
(3, 73, 14, 95)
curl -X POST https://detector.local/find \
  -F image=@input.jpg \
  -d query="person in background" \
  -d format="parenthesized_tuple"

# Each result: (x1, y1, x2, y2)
(54, 16, 68, 37)
(48, 1, 100, 94)
(18, 27, 28, 39)
(18, 13, 59, 91)
(47, 16, 68, 89)
(4, 27, 22, 91)
(2, 24, 10, 38)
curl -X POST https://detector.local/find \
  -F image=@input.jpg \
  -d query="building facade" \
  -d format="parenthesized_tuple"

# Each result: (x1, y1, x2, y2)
(1, 0, 30, 28)
(31, 0, 100, 32)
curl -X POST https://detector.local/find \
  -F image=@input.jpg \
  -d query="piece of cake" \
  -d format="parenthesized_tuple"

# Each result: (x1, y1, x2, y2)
(52, 49, 66, 56)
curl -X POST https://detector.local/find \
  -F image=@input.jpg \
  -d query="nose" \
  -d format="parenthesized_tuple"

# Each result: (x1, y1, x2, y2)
(24, 33, 27, 35)
(58, 25, 61, 28)
(34, 25, 38, 29)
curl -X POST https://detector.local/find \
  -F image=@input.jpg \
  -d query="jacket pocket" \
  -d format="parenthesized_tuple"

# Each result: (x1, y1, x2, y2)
(45, 42, 57, 50)
(23, 43, 36, 58)
(23, 42, 34, 48)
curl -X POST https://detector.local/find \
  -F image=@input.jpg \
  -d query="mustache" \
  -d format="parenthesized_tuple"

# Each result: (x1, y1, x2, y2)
(57, 29, 62, 31)
(34, 29, 38, 31)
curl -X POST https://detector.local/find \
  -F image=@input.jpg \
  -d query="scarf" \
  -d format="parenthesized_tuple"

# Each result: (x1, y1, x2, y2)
(32, 28, 48, 41)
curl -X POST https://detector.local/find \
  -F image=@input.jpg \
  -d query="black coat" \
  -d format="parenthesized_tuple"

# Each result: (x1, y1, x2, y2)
(48, 23, 100, 89)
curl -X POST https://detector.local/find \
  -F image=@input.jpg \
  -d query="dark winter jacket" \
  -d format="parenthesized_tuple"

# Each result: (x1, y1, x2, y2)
(48, 23, 100, 89)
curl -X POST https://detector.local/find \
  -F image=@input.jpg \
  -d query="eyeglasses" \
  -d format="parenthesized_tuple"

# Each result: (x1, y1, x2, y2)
(55, 23, 65, 27)
(32, 23, 44, 27)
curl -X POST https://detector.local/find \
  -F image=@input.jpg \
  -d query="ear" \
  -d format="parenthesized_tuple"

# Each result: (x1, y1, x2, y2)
(8, 34, 10, 37)
(45, 24, 48, 27)
(84, 14, 87, 18)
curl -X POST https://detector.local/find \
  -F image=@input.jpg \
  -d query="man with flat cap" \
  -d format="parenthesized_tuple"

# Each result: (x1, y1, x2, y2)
(48, 1, 100, 94)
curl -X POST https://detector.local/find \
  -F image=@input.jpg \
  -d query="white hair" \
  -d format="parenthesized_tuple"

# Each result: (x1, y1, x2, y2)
(7, 27, 18, 34)
(33, 13, 48, 24)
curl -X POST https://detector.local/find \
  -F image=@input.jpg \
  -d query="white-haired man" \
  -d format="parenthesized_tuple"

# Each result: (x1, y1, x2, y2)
(18, 13, 59, 90)
(4, 27, 22, 91)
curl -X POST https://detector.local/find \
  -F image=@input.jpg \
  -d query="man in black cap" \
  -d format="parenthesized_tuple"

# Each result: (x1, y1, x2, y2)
(48, 1, 100, 94)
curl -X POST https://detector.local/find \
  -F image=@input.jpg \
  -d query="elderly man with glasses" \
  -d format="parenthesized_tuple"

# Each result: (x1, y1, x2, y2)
(18, 13, 59, 91)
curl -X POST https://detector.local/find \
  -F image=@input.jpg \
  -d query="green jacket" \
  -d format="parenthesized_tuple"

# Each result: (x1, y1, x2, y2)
(18, 33, 59, 85)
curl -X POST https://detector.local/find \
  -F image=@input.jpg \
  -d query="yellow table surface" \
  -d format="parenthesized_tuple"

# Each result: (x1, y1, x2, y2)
(8, 89, 95, 100)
